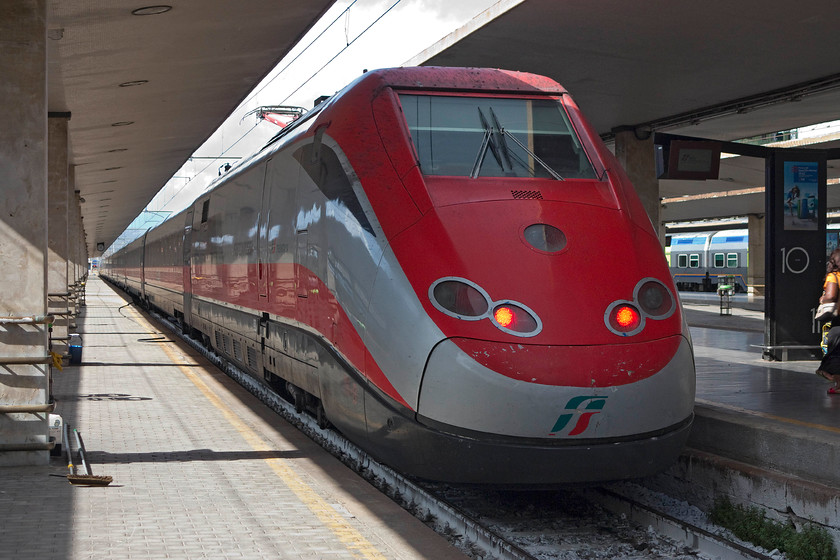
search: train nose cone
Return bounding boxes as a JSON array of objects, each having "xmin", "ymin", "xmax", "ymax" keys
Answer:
[{"xmin": 417, "ymin": 335, "xmax": 695, "ymax": 439}]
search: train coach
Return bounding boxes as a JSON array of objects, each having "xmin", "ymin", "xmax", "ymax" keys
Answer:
[
  {"xmin": 102, "ymin": 67, "xmax": 696, "ymax": 484},
  {"xmin": 669, "ymin": 229, "xmax": 749, "ymax": 292}
]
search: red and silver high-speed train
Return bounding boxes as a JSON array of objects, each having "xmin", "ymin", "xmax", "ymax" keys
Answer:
[{"xmin": 102, "ymin": 67, "xmax": 695, "ymax": 484}]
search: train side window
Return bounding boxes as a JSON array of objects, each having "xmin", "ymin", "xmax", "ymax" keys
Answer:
[
  {"xmin": 688, "ymin": 254, "xmax": 700, "ymax": 268},
  {"xmin": 293, "ymin": 143, "xmax": 374, "ymax": 235},
  {"xmin": 201, "ymin": 200, "xmax": 210, "ymax": 224},
  {"xmin": 677, "ymin": 254, "xmax": 688, "ymax": 267},
  {"xmin": 727, "ymin": 253, "xmax": 739, "ymax": 268},
  {"xmin": 713, "ymin": 253, "xmax": 725, "ymax": 268}
]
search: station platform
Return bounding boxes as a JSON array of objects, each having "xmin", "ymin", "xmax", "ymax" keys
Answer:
[
  {"xmin": 0, "ymin": 276, "xmax": 467, "ymax": 559},
  {"xmin": 680, "ymin": 293, "xmax": 840, "ymax": 491},
  {"xmin": 1, "ymin": 280, "xmax": 837, "ymax": 557}
]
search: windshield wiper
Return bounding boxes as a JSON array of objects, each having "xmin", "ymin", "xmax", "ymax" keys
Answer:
[
  {"xmin": 471, "ymin": 110, "xmax": 493, "ymax": 178},
  {"xmin": 490, "ymin": 108, "xmax": 565, "ymax": 181},
  {"xmin": 472, "ymin": 107, "xmax": 565, "ymax": 180},
  {"xmin": 472, "ymin": 108, "xmax": 508, "ymax": 178},
  {"xmin": 501, "ymin": 129, "xmax": 565, "ymax": 181},
  {"xmin": 489, "ymin": 108, "xmax": 514, "ymax": 172}
]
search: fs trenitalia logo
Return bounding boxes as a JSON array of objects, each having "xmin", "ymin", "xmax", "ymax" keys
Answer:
[{"xmin": 550, "ymin": 396, "xmax": 608, "ymax": 436}]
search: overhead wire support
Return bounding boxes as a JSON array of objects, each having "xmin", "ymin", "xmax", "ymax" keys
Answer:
[{"xmin": 241, "ymin": 105, "xmax": 306, "ymax": 128}]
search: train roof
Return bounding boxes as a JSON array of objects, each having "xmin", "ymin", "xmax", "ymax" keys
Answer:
[
  {"xmin": 358, "ymin": 67, "xmax": 569, "ymax": 95},
  {"xmin": 262, "ymin": 66, "xmax": 570, "ymax": 157}
]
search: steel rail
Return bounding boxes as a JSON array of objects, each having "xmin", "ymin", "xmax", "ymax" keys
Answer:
[{"xmin": 589, "ymin": 486, "xmax": 776, "ymax": 560}]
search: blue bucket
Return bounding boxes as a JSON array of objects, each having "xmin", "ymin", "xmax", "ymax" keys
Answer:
[{"xmin": 68, "ymin": 334, "xmax": 82, "ymax": 365}]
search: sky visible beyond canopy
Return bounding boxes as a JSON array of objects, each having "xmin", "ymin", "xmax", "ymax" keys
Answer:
[{"xmin": 141, "ymin": 0, "xmax": 502, "ymax": 217}]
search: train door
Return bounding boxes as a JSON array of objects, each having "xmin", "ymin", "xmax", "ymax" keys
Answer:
[
  {"xmin": 257, "ymin": 171, "xmax": 271, "ymax": 302},
  {"xmin": 140, "ymin": 228, "xmax": 149, "ymax": 302},
  {"xmin": 295, "ymin": 229, "xmax": 315, "ymax": 299},
  {"xmin": 294, "ymin": 127, "xmax": 327, "ymax": 306},
  {"xmin": 182, "ymin": 206, "xmax": 194, "ymax": 328}
]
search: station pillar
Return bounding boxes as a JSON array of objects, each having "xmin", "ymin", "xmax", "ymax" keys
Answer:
[
  {"xmin": 747, "ymin": 214, "xmax": 765, "ymax": 296},
  {"xmin": 71, "ymin": 179, "xmax": 87, "ymax": 322},
  {"xmin": 70, "ymin": 174, "xmax": 87, "ymax": 321},
  {"xmin": 48, "ymin": 114, "xmax": 71, "ymax": 356},
  {"xmin": 764, "ymin": 151, "xmax": 826, "ymax": 360},
  {"xmin": 0, "ymin": 0, "xmax": 52, "ymax": 465},
  {"xmin": 614, "ymin": 129, "xmax": 662, "ymax": 241}
]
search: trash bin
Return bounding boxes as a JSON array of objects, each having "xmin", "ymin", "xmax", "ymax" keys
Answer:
[
  {"xmin": 49, "ymin": 413, "xmax": 63, "ymax": 456},
  {"xmin": 68, "ymin": 333, "xmax": 83, "ymax": 365},
  {"xmin": 717, "ymin": 285, "xmax": 733, "ymax": 315}
]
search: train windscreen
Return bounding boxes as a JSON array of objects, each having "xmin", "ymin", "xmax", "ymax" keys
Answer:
[{"xmin": 398, "ymin": 94, "xmax": 596, "ymax": 180}]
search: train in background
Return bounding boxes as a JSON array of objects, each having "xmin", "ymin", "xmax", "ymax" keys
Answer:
[
  {"xmin": 668, "ymin": 225, "xmax": 840, "ymax": 293},
  {"xmin": 101, "ymin": 67, "xmax": 695, "ymax": 485},
  {"xmin": 668, "ymin": 229, "xmax": 749, "ymax": 292}
]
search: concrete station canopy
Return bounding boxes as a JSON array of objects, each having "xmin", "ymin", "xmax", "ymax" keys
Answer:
[
  {"xmin": 53, "ymin": 0, "xmax": 840, "ymax": 257},
  {"xmin": 407, "ymin": 0, "xmax": 840, "ymax": 224},
  {"xmin": 47, "ymin": 1, "xmax": 335, "ymax": 257}
]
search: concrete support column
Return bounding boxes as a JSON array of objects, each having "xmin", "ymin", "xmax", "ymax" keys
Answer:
[
  {"xmin": 69, "ymin": 169, "xmax": 84, "ymax": 320},
  {"xmin": 71, "ymin": 166, "xmax": 83, "ymax": 284},
  {"xmin": 48, "ymin": 114, "xmax": 70, "ymax": 356},
  {"xmin": 0, "ymin": 0, "xmax": 51, "ymax": 465},
  {"xmin": 75, "ymin": 187, "xmax": 87, "ymax": 314},
  {"xmin": 614, "ymin": 129, "xmax": 662, "ymax": 241},
  {"xmin": 747, "ymin": 213, "xmax": 766, "ymax": 296}
]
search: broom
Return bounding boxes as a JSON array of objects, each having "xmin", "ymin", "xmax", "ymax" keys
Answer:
[{"xmin": 65, "ymin": 423, "xmax": 112, "ymax": 486}]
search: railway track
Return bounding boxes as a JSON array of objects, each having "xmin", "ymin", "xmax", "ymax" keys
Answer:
[{"xmin": 156, "ymin": 311, "xmax": 775, "ymax": 560}]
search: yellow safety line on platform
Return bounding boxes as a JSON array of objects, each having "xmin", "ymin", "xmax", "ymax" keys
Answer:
[
  {"xmin": 696, "ymin": 398, "xmax": 840, "ymax": 434},
  {"xmin": 126, "ymin": 308, "xmax": 387, "ymax": 560}
]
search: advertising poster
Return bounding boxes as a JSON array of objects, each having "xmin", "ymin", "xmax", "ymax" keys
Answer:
[{"xmin": 783, "ymin": 161, "xmax": 818, "ymax": 230}]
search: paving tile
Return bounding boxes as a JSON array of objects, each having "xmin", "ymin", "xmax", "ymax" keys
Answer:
[{"xmin": 0, "ymin": 277, "xmax": 466, "ymax": 560}]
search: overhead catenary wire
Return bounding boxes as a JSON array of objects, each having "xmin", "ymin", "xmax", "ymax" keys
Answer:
[
  {"xmin": 238, "ymin": 0, "xmax": 360, "ymax": 110},
  {"xmin": 159, "ymin": 0, "xmax": 401, "ymax": 204},
  {"xmin": 277, "ymin": 0, "xmax": 403, "ymax": 107}
]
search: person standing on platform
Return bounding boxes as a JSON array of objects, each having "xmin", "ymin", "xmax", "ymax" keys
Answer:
[{"xmin": 816, "ymin": 248, "xmax": 840, "ymax": 394}]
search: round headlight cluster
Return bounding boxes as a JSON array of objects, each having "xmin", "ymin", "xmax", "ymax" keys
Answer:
[
  {"xmin": 604, "ymin": 278, "xmax": 675, "ymax": 336},
  {"xmin": 429, "ymin": 277, "xmax": 542, "ymax": 337}
]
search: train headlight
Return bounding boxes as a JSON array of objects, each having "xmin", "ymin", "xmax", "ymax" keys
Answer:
[
  {"xmin": 432, "ymin": 279, "xmax": 489, "ymax": 319},
  {"xmin": 429, "ymin": 277, "xmax": 542, "ymax": 337},
  {"xmin": 605, "ymin": 278, "xmax": 676, "ymax": 337},
  {"xmin": 636, "ymin": 279, "xmax": 675, "ymax": 318}
]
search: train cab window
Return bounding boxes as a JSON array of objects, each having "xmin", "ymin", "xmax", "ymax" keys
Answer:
[
  {"xmin": 727, "ymin": 253, "xmax": 739, "ymax": 268},
  {"xmin": 688, "ymin": 254, "xmax": 700, "ymax": 268},
  {"xmin": 200, "ymin": 200, "xmax": 210, "ymax": 224},
  {"xmin": 398, "ymin": 94, "xmax": 596, "ymax": 179},
  {"xmin": 677, "ymin": 254, "xmax": 688, "ymax": 268}
]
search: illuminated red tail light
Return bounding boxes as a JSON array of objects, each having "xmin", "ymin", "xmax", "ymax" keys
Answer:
[
  {"xmin": 492, "ymin": 303, "xmax": 539, "ymax": 334},
  {"xmin": 608, "ymin": 304, "xmax": 642, "ymax": 334},
  {"xmin": 604, "ymin": 278, "xmax": 676, "ymax": 337},
  {"xmin": 494, "ymin": 306, "xmax": 514, "ymax": 327}
]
